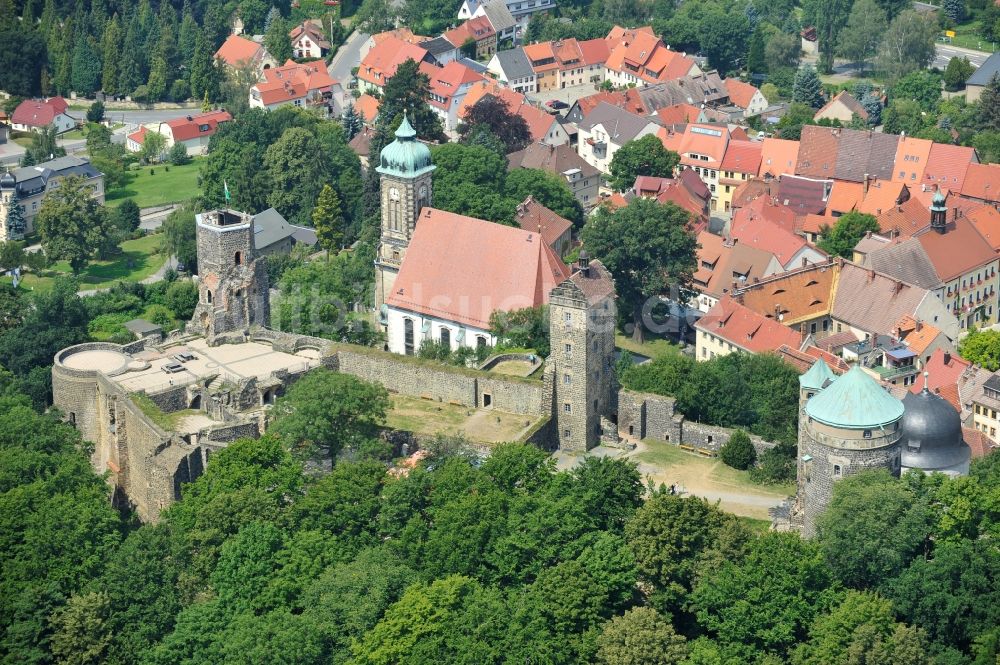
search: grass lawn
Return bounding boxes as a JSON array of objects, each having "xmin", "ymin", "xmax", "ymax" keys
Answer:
[
  {"xmin": 12, "ymin": 136, "xmax": 33, "ymax": 148},
  {"xmin": 105, "ymin": 159, "xmax": 203, "ymax": 208},
  {"xmin": 637, "ymin": 439, "xmax": 795, "ymax": 497},
  {"xmin": 615, "ymin": 332, "xmax": 682, "ymax": 360},
  {"xmin": 948, "ymin": 21, "xmax": 997, "ymax": 52},
  {"xmin": 385, "ymin": 394, "xmax": 538, "ymax": 443},
  {"xmin": 131, "ymin": 393, "xmax": 200, "ymax": 431},
  {"xmin": 0, "ymin": 234, "xmax": 166, "ymax": 292}
]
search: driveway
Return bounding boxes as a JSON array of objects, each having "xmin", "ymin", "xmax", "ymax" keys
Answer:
[{"xmin": 329, "ymin": 30, "xmax": 370, "ymax": 88}]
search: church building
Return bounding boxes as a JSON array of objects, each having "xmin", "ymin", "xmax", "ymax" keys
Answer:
[{"xmin": 375, "ymin": 115, "xmax": 570, "ymax": 355}]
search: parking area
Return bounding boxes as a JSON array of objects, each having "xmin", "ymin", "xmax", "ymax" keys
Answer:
[{"xmin": 527, "ymin": 83, "xmax": 601, "ymax": 114}]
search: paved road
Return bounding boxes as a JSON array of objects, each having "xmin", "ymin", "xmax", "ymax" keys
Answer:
[
  {"xmin": 139, "ymin": 204, "xmax": 180, "ymax": 231},
  {"xmin": 329, "ymin": 29, "xmax": 370, "ymax": 88},
  {"xmin": 933, "ymin": 43, "xmax": 993, "ymax": 69}
]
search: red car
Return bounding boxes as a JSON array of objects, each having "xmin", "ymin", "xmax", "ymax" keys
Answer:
[{"xmin": 546, "ymin": 100, "xmax": 569, "ymax": 109}]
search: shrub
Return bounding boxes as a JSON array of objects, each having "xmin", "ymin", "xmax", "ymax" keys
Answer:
[
  {"xmin": 720, "ymin": 430, "xmax": 756, "ymax": 470},
  {"xmin": 168, "ymin": 142, "xmax": 190, "ymax": 166},
  {"xmin": 165, "ymin": 280, "xmax": 198, "ymax": 320},
  {"xmin": 144, "ymin": 304, "xmax": 174, "ymax": 328},
  {"xmin": 749, "ymin": 443, "xmax": 796, "ymax": 484}
]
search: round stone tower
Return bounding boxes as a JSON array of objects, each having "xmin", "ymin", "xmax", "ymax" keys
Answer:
[
  {"xmin": 798, "ymin": 364, "xmax": 905, "ymax": 537},
  {"xmin": 900, "ymin": 380, "xmax": 971, "ymax": 476}
]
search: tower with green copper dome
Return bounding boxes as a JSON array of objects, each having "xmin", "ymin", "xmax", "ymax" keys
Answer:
[
  {"xmin": 374, "ymin": 114, "xmax": 436, "ymax": 321},
  {"xmin": 795, "ymin": 363, "xmax": 905, "ymax": 536}
]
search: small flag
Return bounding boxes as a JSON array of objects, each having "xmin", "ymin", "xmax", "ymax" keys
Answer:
[{"xmin": 224, "ymin": 180, "xmax": 231, "ymax": 203}]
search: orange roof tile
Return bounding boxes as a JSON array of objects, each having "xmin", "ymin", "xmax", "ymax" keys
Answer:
[
  {"xmin": 892, "ymin": 136, "xmax": 933, "ymax": 184},
  {"xmin": 127, "ymin": 126, "xmax": 148, "ymax": 145},
  {"xmin": 655, "ymin": 103, "xmax": 702, "ymax": 125},
  {"xmin": 459, "ymin": 81, "xmax": 554, "ymax": 142},
  {"xmin": 358, "ymin": 37, "xmax": 428, "ymax": 87},
  {"xmin": 857, "ymin": 180, "xmax": 909, "ymax": 216},
  {"xmin": 513, "ymin": 196, "xmax": 572, "ymax": 251},
  {"xmin": 894, "ymin": 314, "xmax": 942, "ymax": 356},
  {"xmin": 354, "ymin": 93, "xmax": 380, "ymax": 124},
  {"xmin": 163, "ymin": 110, "xmax": 232, "ymax": 141},
  {"xmin": 697, "ymin": 298, "xmax": 802, "ymax": 353},
  {"xmin": 961, "ymin": 163, "xmax": 1000, "ymax": 203},
  {"xmin": 578, "ymin": 38, "xmax": 610, "ymax": 65},
  {"xmin": 914, "ymin": 348, "xmax": 970, "ymax": 397},
  {"xmin": 758, "ymin": 138, "xmax": 800, "ymax": 178},
  {"xmin": 724, "ymin": 79, "xmax": 760, "ymax": 109},
  {"xmin": 254, "ymin": 60, "xmax": 335, "ymax": 105},
  {"xmin": 923, "ymin": 143, "xmax": 976, "ymax": 194},
  {"xmin": 419, "ymin": 61, "xmax": 484, "ymax": 109},
  {"xmin": 720, "ymin": 139, "xmax": 762, "ymax": 174},
  {"xmin": 876, "ymin": 196, "xmax": 933, "ymax": 239},
  {"xmin": 371, "ymin": 28, "xmax": 428, "ymax": 45},
  {"xmin": 962, "ymin": 427, "xmax": 998, "ymax": 459},
  {"xmin": 694, "ymin": 232, "xmax": 780, "ymax": 299},
  {"xmin": 443, "ymin": 16, "xmax": 495, "ymax": 47},
  {"xmin": 215, "ymin": 34, "xmax": 264, "ymax": 67},
  {"xmin": 967, "ymin": 204, "xmax": 1000, "ymax": 250},
  {"xmin": 915, "ymin": 217, "xmax": 998, "ymax": 282},
  {"xmin": 387, "ymin": 207, "xmax": 570, "ymax": 328},
  {"xmin": 827, "ymin": 180, "xmax": 864, "ymax": 215},
  {"xmin": 734, "ymin": 262, "xmax": 837, "ymax": 324}
]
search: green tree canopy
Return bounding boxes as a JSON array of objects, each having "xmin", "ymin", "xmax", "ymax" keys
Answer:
[
  {"xmin": 817, "ymin": 211, "xmax": 880, "ymax": 258},
  {"xmin": 596, "ymin": 606, "xmax": 689, "ymax": 665},
  {"xmin": 720, "ymin": 429, "xmax": 756, "ymax": 470},
  {"xmin": 793, "ymin": 64, "xmax": 824, "ymax": 108},
  {"xmin": 582, "ymin": 197, "xmax": 696, "ymax": 342},
  {"xmin": 36, "ymin": 174, "xmax": 117, "ymax": 273},
  {"xmin": 270, "ymin": 368, "xmax": 390, "ymax": 461},
  {"xmin": 958, "ymin": 328, "xmax": 1000, "ymax": 370},
  {"xmin": 876, "ymin": 10, "xmax": 937, "ymax": 84},
  {"xmin": 458, "ymin": 94, "xmax": 532, "ymax": 154},
  {"xmin": 837, "ymin": 0, "xmax": 887, "ymax": 72},
  {"xmin": 608, "ymin": 134, "xmax": 681, "ymax": 192},
  {"xmin": 312, "ymin": 183, "xmax": 345, "ymax": 254}
]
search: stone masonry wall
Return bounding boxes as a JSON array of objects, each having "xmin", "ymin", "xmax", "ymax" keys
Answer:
[
  {"xmin": 617, "ymin": 389, "xmax": 778, "ymax": 455},
  {"xmin": 145, "ymin": 384, "xmax": 191, "ymax": 413}
]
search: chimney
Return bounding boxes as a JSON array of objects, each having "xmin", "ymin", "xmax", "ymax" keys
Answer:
[
  {"xmin": 863, "ymin": 173, "xmax": 870, "ymax": 194},
  {"xmin": 894, "ymin": 280, "xmax": 904, "ymax": 295},
  {"xmin": 868, "ymin": 268, "xmax": 876, "ymax": 282},
  {"xmin": 944, "ymin": 351, "xmax": 951, "ymax": 365},
  {"xmin": 802, "ymin": 256, "xmax": 808, "ymax": 267},
  {"xmin": 915, "ymin": 319, "xmax": 923, "ymax": 332},
  {"xmin": 577, "ymin": 249, "xmax": 590, "ymax": 276}
]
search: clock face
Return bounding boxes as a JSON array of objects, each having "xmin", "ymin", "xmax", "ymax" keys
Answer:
[
  {"xmin": 419, "ymin": 185, "xmax": 428, "ymax": 198},
  {"xmin": 389, "ymin": 187, "xmax": 400, "ymax": 201}
]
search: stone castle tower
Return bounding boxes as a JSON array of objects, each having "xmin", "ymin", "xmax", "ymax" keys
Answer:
[
  {"xmin": 189, "ymin": 209, "xmax": 270, "ymax": 343},
  {"xmin": 374, "ymin": 114, "xmax": 435, "ymax": 326},
  {"xmin": 795, "ymin": 362, "xmax": 904, "ymax": 536},
  {"xmin": 549, "ymin": 253, "xmax": 617, "ymax": 452}
]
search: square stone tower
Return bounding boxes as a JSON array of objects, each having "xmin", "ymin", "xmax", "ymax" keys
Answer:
[
  {"xmin": 374, "ymin": 115, "xmax": 435, "ymax": 326},
  {"xmin": 549, "ymin": 254, "xmax": 617, "ymax": 452},
  {"xmin": 189, "ymin": 209, "xmax": 270, "ymax": 342}
]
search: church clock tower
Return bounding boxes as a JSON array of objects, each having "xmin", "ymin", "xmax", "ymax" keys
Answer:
[{"xmin": 375, "ymin": 114, "xmax": 435, "ymax": 326}]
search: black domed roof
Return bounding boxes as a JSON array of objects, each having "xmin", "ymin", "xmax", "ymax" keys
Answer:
[
  {"xmin": 900, "ymin": 388, "xmax": 970, "ymax": 471},
  {"xmin": 0, "ymin": 170, "xmax": 15, "ymax": 189}
]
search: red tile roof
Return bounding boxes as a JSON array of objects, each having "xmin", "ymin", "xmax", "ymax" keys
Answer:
[
  {"xmin": 923, "ymin": 143, "xmax": 976, "ymax": 194},
  {"xmin": 578, "ymin": 38, "xmax": 610, "ymax": 65},
  {"xmin": 894, "ymin": 314, "xmax": 942, "ymax": 356},
  {"xmin": 758, "ymin": 138, "xmax": 800, "ymax": 178},
  {"xmin": 162, "ymin": 110, "xmax": 232, "ymax": 142},
  {"xmin": 697, "ymin": 297, "xmax": 802, "ymax": 353},
  {"xmin": 354, "ymin": 94, "xmax": 380, "ymax": 124},
  {"xmin": 459, "ymin": 81, "xmax": 554, "ymax": 142},
  {"xmin": 915, "ymin": 217, "xmax": 997, "ymax": 282},
  {"xmin": 735, "ymin": 261, "xmax": 838, "ymax": 325},
  {"xmin": 858, "ymin": 180, "xmax": 909, "ymax": 216},
  {"xmin": 254, "ymin": 59, "xmax": 335, "ymax": 105},
  {"xmin": 876, "ymin": 196, "xmax": 933, "ymax": 239},
  {"xmin": 961, "ymin": 163, "xmax": 1000, "ymax": 203},
  {"xmin": 827, "ymin": 181, "xmax": 864, "ymax": 215},
  {"xmin": 289, "ymin": 20, "xmax": 331, "ymax": 49},
  {"xmin": 815, "ymin": 90, "xmax": 868, "ymax": 120},
  {"xmin": 443, "ymin": 16, "xmax": 495, "ymax": 47},
  {"xmin": 724, "ymin": 79, "xmax": 760, "ymax": 109},
  {"xmin": 915, "ymin": 348, "xmax": 971, "ymax": 397},
  {"xmin": 655, "ymin": 103, "xmax": 702, "ymax": 125},
  {"xmin": 605, "ymin": 26, "xmax": 697, "ymax": 84},
  {"xmin": 720, "ymin": 139, "xmax": 762, "ymax": 174},
  {"xmin": 962, "ymin": 427, "xmax": 998, "ymax": 459},
  {"xmin": 387, "ymin": 207, "xmax": 570, "ymax": 328},
  {"xmin": 126, "ymin": 126, "xmax": 148, "ymax": 145},
  {"xmin": 11, "ymin": 96, "xmax": 69, "ymax": 127},
  {"xmin": 777, "ymin": 344, "xmax": 849, "ymax": 374},
  {"xmin": 513, "ymin": 196, "xmax": 573, "ymax": 251},
  {"xmin": 967, "ymin": 204, "xmax": 1000, "ymax": 250},
  {"xmin": 358, "ymin": 37, "xmax": 428, "ymax": 87},
  {"xmin": 215, "ymin": 34, "xmax": 264, "ymax": 67},
  {"xmin": 892, "ymin": 136, "xmax": 933, "ymax": 184},
  {"xmin": 418, "ymin": 61, "xmax": 484, "ymax": 109}
]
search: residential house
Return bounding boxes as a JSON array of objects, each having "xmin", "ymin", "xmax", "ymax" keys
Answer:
[
  {"xmin": 458, "ymin": 0, "xmax": 553, "ymax": 35},
  {"xmin": 290, "ymin": 20, "xmax": 331, "ymax": 59},
  {"xmin": 443, "ymin": 16, "xmax": 498, "ymax": 60},
  {"xmin": 655, "ymin": 103, "xmax": 711, "ymax": 125},
  {"xmin": 966, "ymin": 51, "xmax": 1000, "ymax": 102},
  {"xmin": 691, "ymin": 232, "xmax": 783, "ymax": 312},
  {"xmin": 512, "ymin": 196, "xmax": 573, "ymax": 257},
  {"xmin": 10, "ymin": 97, "xmax": 75, "ymax": 134},
  {"xmin": 524, "ymin": 41, "xmax": 561, "ymax": 91},
  {"xmin": 565, "ymin": 70, "xmax": 728, "ymax": 122},
  {"xmin": 960, "ymin": 163, "xmax": 1000, "ymax": 204},
  {"xmin": 420, "ymin": 37, "xmax": 462, "ymax": 66},
  {"xmin": 971, "ymin": 371, "xmax": 1000, "ymax": 443},
  {"xmin": 349, "ymin": 127, "xmax": 375, "ymax": 168},
  {"xmin": 813, "ymin": 91, "xmax": 869, "ymax": 124},
  {"xmin": 894, "ymin": 314, "xmax": 953, "ymax": 369},
  {"xmin": 125, "ymin": 126, "xmax": 149, "ymax": 153},
  {"xmin": 915, "ymin": 348, "xmax": 993, "ymax": 429},
  {"xmin": 460, "ymin": 81, "xmax": 569, "ymax": 145},
  {"xmin": 730, "ymin": 200, "xmax": 828, "ymax": 270},
  {"xmin": 576, "ymin": 102, "xmax": 661, "ymax": 174},
  {"xmin": 659, "ymin": 123, "xmax": 732, "ymax": 210},
  {"xmin": 357, "ymin": 37, "xmax": 430, "ymax": 94},
  {"xmin": 731, "ymin": 261, "xmax": 839, "ymax": 339},
  {"xmin": 695, "ymin": 297, "xmax": 802, "ymax": 360},
  {"xmin": 215, "ymin": 34, "xmax": 275, "ymax": 72},
  {"xmin": 862, "ymin": 195, "xmax": 1000, "ymax": 330},
  {"xmin": 724, "ymin": 79, "xmax": 768, "ymax": 117},
  {"xmin": 354, "ymin": 94, "xmax": 380, "ymax": 126},
  {"xmin": 632, "ymin": 171, "xmax": 711, "ymax": 226},
  {"xmin": 717, "ymin": 139, "xmax": 762, "ymax": 212},
  {"xmin": 892, "ymin": 135, "xmax": 934, "ymax": 186},
  {"xmin": 253, "ymin": 207, "xmax": 318, "ymax": 256},
  {"xmin": 156, "ymin": 110, "xmax": 233, "ymax": 156},
  {"xmin": 487, "ymin": 48, "xmax": 537, "ymax": 93},
  {"xmin": 524, "ymin": 38, "xmax": 608, "ymax": 90},
  {"xmin": 0, "ymin": 156, "xmax": 104, "ymax": 242},
  {"xmin": 919, "ymin": 142, "xmax": 977, "ymax": 197},
  {"xmin": 249, "ymin": 60, "xmax": 340, "ymax": 115},
  {"xmin": 471, "ymin": 0, "xmax": 518, "ymax": 45},
  {"xmin": 419, "ymin": 61, "xmax": 486, "ymax": 133},
  {"xmin": 603, "ymin": 26, "xmax": 700, "ymax": 87},
  {"xmin": 758, "ymin": 137, "xmax": 800, "ymax": 179},
  {"xmin": 386, "ymin": 207, "xmax": 569, "ymax": 355},
  {"xmin": 796, "ymin": 125, "xmax": 899, "ymax": 183},
  {"xmin": 360, "ymin": 28, "xmax": 428, "ymax": 61},
  {"xmin": 507, "ymin": 142, "xmax": 601, "ymax": 208}
]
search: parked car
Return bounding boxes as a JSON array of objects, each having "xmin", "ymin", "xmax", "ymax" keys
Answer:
[{"xmin": 546, "ymin": 100, "xmax": 568, "ymax": 109}]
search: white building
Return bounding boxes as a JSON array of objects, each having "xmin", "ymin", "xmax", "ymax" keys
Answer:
[{"xmin": 576, "ymin": 102, "xmax": 661, "ymax": 174}]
